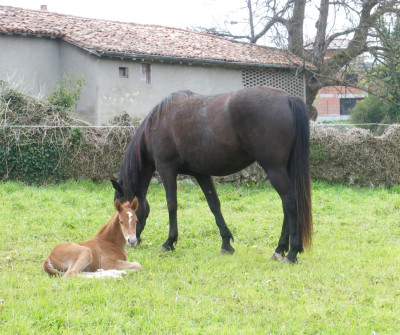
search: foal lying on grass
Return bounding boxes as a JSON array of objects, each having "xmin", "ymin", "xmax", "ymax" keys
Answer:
[{"xmin": 43, "ymin": 197, "xmax": 142, "ymax": 278}]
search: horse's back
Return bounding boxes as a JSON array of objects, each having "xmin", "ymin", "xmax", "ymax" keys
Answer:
[
  {"xmin": 228, "ymin": 86, "xmax": 296, "ymax": 165},
  {"xmin": 148, "ymin": 86, "xmax": 297, "ymax": 176}
]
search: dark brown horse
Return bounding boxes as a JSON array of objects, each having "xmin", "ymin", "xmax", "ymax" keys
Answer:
[{"xmin": 112, "ymin": 86, "xmax": 312, "ymax": 263}]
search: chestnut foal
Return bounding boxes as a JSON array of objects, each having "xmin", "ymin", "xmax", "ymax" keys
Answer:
[{"xmin": 43, "ymin": 197, "xmax": 142, "ymax": 278}]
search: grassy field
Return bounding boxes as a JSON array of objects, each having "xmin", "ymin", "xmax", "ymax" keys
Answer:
[{"xmin": 0, "ymin": 180, "xmax": 399, "ymax": 334}]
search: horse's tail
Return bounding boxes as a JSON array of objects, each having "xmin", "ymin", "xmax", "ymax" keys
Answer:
[
  {"xmin": 288, "ymin": 96, "xmax": 313, "ymax": 251},
  {"xmin": 43, "ymin": 257, "xmax": 59, "ymax": 276}
]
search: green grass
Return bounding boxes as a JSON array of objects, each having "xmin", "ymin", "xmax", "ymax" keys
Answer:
[{"xmin": 0, "ymin": 180, "xmax": 399, "ymax": 334}]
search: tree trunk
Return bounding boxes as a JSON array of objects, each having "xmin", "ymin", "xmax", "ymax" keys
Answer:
[
  {"xmin": 287, "ymin": 0, "xmax": 306, "ymax": 57},
  {"xmin": 304, "ymin": 71, "xmax": 320, "ymax": 121}
]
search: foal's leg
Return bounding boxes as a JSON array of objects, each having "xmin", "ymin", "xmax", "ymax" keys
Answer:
[
  {"xmin": 114, "ymin": 259, "xmax": 142, "ymax": 272},
  {"xmin": 157, "ymin": 163, "xmax": 179, "ymax": 251},
  {"xmin": 194, "ymin": 174, "xmax": 234, "ymax": 254},
  {"xmin": 63, "ymin": 246, "xmax": 93, "ymax": 277},
  {"xmin": 79, "ymin": 270, "xmax": 127, "ymax": 279},
  {"xmin": 267, "ymin": 167, "xmax": 301, "ymax": 263}
]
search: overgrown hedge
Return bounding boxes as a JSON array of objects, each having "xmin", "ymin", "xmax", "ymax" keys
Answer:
[
  {"xmin": 1, "ymin": 85, "xmax": 399, "ymax": 187},
  {"xmin": 216, "ymin": 123, "xmax": 400, "ymax": 187},
  {"xmin": 0, "ymin": 81, "xmax": 140, "ymax": 184},
  {"xmin": 2, "ymin": 123, "xmax": 399, "ymax": 187}
]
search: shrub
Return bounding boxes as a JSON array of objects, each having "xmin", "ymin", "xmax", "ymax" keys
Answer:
[
  {"xmin": 46, "ymin": 74, "xmax": 85, "ymax": 110},
  {"xmin": 351, "ymin": 95, "xmax": 387, "ymax": 124},
  {"xmin": 0, "ymin": 77, "xmax": 86, "ymax": 184}
]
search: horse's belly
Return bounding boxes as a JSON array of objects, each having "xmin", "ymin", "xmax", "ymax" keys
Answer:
[{"xmin": 182, "ymin": 149, "xmax": 254, "ymax": 176}]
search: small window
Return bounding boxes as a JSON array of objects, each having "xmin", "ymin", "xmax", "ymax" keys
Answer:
[
  {"xmin": 346, "ymin": 73, "xmax": 358, "ymax": 84},
  {"xmin": 141, "ymin": 64, "xmax": 151, "ymax": 84},
  {"xmin": 340, "ymin": 98, "xmax": 362, "ymax": 115},
  {"xmin": 119, "ymin": 67, "xmax": 128, "ymax": 78}
]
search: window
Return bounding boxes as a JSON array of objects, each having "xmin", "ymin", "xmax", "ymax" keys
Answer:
[
  {"xmin": 346, "ymin": 73, "xmax": 358, "ymax": 84},
  {"xmin": 119, "ymin": 67, "xmax": 128, "ymax": 78},
  {"xmin": 340, "ymin": 98, "xmax": 362, "ymax": 115},
  {"xmin": 141, "ymin": 64, "xmax": 151, "ymax": 84}
]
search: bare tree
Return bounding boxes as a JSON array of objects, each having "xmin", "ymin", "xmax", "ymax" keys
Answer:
[{"xmin": 196, "ymin": 0, "xmax": 400, "ymax": 119}]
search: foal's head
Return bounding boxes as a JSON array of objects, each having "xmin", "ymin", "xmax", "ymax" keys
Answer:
[{"xmin": 115, "ymin": 197, "xmax": 139, "ymax": 248}]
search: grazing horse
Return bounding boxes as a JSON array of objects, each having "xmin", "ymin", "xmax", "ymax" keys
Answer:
[
  {"xmin": 43, "ymin": 197, "xmax": 142, "ymax": 278},
  {"xmin": 113, "ymin": 86, "xmax": 312, "ymax": 263}
]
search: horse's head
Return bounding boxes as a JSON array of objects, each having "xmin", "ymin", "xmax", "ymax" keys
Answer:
[
  {"xmin": 114, "ymin": 197, "xmax": 139, "ymax": 248},
  {"xmin": 111, "ymin": 179, "xmax": 149, "ymax": 245}
]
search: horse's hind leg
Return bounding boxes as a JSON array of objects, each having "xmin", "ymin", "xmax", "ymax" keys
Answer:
[
  {"xmin": 194, "ymin": 175, "xmax": 234, "ymax": 254},
  {"xmin": 266, "ymin": 167, "xmax": 302, "ymax": 263},
  {"xmin": 64, "ymin": 246, "xmax": 93, "ymax": 277},
  {"xmin": 271, "ymin": 213, "xmax": 289, "ymax": 261}
]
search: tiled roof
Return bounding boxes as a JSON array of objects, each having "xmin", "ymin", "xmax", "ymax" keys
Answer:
[{"xmin": 0, "ymin": 5, "xmax": 308, "ymax": 68}]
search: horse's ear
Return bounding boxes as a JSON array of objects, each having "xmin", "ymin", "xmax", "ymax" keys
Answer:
[
  {"xmin": 111, "ymin": 179, "xmax": 124, "ymax": 197},
  {"xmin": 130, "ymin": 197, "xmax": 139, "ymax": 212},
  {"xmin": 114, "ymin": 199, "xmax": 123, "ymax": 212}
]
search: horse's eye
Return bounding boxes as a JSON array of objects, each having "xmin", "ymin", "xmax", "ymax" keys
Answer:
[{"xmin": 120, "ymin": 221, "xmax": 123, "ymax": 225}]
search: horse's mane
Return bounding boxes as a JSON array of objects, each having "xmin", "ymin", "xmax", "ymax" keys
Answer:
[{"xmin": 119, "ymin": 90, "xmax": 193, "ymax": 199}]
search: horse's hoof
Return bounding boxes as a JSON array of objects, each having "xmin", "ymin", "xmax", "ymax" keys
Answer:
[
  {"xmin": 219, "ymin": 249, "xmax": 234, "ymax": 255},
  {"xmin": 161, "ymin": 245, "xmax": 174, "ymax": 252},
  {"xmin": 270, "ymin": 252, "xmax": 284, "ymax": 262},
  {"xmin": 281, "ymin": 257, "xmax": 297, "ymax": 265}
]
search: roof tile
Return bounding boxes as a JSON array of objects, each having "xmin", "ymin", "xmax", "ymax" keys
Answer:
[{"xmin": 0, "ymin": 5, "xmax": 308, "ymax": 67}]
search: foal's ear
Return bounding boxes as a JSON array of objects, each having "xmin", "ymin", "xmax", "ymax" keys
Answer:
[
  {"xmin": 111, "ymin": 179, "xmax": 124, "ymax": 197},
  {"xmin": 130, "ymin": 197, "xmax": 139, "ymax": 212},
  {"xmin": 114, "ymin": 199, "xmax": 123, "ymax": 213}
]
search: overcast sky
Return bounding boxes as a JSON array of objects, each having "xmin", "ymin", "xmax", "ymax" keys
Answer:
[
  {"xmin": 3, "ymin": 0, "xmax": 247, "ymax": 29},
  {"xmin": 4, "ymin": 1, "xmax": 342, "ymax": 47}
]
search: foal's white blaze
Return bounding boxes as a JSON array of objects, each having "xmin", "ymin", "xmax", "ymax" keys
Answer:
[
  {"xmin": 123, "ymin": 210, "xmax": 137, "ymax": 247},
  {"xmin": 127, "ymin": 211, "xmax": 133, "ymax": 227}
]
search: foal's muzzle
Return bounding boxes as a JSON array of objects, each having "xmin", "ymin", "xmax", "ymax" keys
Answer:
[{"xmin": 127, "ymin": 236, "xmax": 138, "ymax": 248}]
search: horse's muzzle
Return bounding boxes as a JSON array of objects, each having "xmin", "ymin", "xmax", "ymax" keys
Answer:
[{"xmin": 127, "ymin": 236, "xmax": 138, "ymax": 248}]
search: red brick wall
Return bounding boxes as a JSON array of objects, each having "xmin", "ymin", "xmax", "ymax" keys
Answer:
[{"xmin": 316, "ymin": 86, "xmax": 365, "ymax": 117}]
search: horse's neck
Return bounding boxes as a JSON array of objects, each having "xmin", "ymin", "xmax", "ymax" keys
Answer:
[
  {"xmin": 121, "ymin": 126, "xmax": 153, "ymax": 200},
  {"xmin": 95, "ymin": 214, "xmax": 125, "ymax": 247}
]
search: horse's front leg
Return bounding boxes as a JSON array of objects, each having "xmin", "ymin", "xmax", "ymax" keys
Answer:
[
  {"xmin": 135, "ymin": 163, "xmax": 155, "ymax": 244},
  {"xmin": 157, "ymin": 164, "xmax": 179, "ymax": 251},
  {"xmin": 114, "ymin": 259, "xmax": 142, "ymax": 272},
  {"xmin": 194, "ymin": 174, "xmax": 234, "ymax": 254}
]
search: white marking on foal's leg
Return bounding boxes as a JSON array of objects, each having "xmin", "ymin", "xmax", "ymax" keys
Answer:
[
  {"xmin": 79, "ymin": 270, "xmax": 127, "ymax": 279},
  {"xmin": 48, "ymin": 259, "xmax": 57, "ymax": 271}
]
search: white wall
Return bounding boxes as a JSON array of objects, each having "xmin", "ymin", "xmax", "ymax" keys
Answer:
[
  {"xmin": 95, "ymin": 59, "xmax": 245, "ymax": 124},
  {"xmin": 58, "ymin": 42, "xmax": 100, "ymax": 124},
  {"xmin": 0, "ymin": 35, "xmax": 60, "ymax": 96}
]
